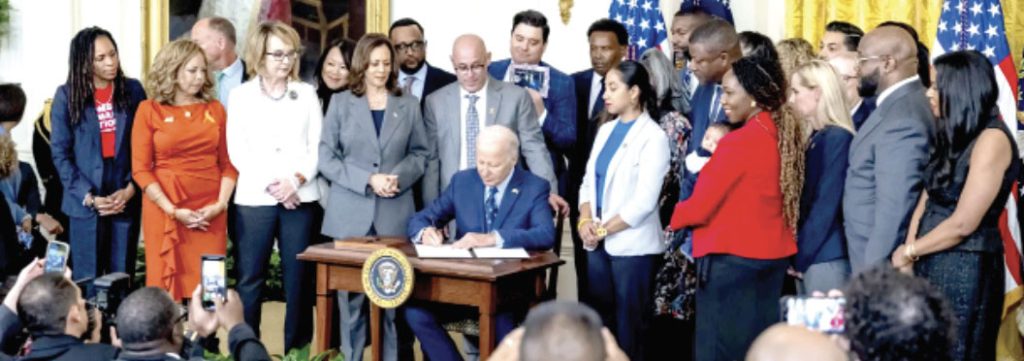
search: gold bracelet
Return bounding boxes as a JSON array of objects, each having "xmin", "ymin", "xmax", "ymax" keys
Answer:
[
  {"xmin": 595, "ymin": 226, "xmax": 608, "ymax": 238},
  {"xmin": 577, "ymin": 218, "xmax": 592, "ymax": 231}
]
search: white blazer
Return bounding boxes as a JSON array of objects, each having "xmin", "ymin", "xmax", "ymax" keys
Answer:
[
  {"xmin": 578, "ymin": 112, "xmax": 670, "ymax": 256},
  {"xmin": 226, "ymin": 77, "xmax": 323, "ymax": 206}
]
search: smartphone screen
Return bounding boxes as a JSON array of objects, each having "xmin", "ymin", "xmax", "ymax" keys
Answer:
[
  {"xmin": 780, "ymin": 296, "xmax": 846, "ymax": 334},
  {"xmin": 44, "ymin": 241, "xmax": 70, "ymax": 273},
  {"xmin": 200, "ymin": 255, "xmax": 226, "ymax": 310}
]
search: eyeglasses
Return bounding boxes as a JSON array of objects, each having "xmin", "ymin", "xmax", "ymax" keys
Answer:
[
  {"xmin": 265, "ymin": 50, "xmax": 299, "ymax": 62},
  {"xmin": 454, "ymin": 64, "xmax": 486, "ymax": 74},
  {"xmin": 857, "ymin": 55, "xmax": 886, "ymax": 65},
  {"xmin": 394, "ymin": 41, "xmax": 425, "ymax": 53}
]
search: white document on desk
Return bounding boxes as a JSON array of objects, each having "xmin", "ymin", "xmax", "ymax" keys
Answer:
[
  {"xmin": 472, "ymin": 247, "xmax": 530, "ymax": 259},
  {"xmin": 414, "ymin": 244, "xmax": 474, "ymax": 258}
]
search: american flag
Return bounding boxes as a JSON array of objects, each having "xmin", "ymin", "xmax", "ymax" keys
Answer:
[
  {"xmin": 933, "ymin": 0, "xmax": 1023, "ymax": 348},
  {"xmin": 609, "ymin": 0, "xmax": 669, "ymax": 60}
]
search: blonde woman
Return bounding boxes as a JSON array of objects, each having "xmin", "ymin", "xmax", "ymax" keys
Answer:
[
  {"xmin": 787, "ymin": 59, "xmax": 854, "ymax": 294},
  {"xmin": 132, "ymin": 39, "xmax": 237, "ymax": 301},
  {"xmin": 226, "ymin": 21, "xmax": 322, "ymax": 351}
]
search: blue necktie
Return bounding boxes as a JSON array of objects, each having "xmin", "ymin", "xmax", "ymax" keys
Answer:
[
  {"xmin": 680, "ymin": 68, "xmax": 693, "ymax": 101},
  {"xmin": 485, "ymin": 186, "xmax": 498, "ymax": 232},
  {"xmin": 466, "ymin": 94, "xmax": 480, "ymax": 165}
]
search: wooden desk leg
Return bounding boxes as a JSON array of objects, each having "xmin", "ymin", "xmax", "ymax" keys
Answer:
[
  {"xmin": 314, "ymin": 263, "xmax": 334, "ymax": 354},
  {"xmin": 370, "ymin": 303, "xmax": 383, "ymax": 361},
  {"xmin": 478, "ymin": 285, "xmax": 498, "ymax": 360}
]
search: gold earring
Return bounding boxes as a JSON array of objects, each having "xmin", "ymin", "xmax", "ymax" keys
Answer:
[{"xmin": 750, "ymin": 101, "xmax": 757, "ymax": 108}]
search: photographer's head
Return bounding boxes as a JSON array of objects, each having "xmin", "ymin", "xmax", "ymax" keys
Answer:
[
  {"xmin": 520, "ymin": 301, "xmax": 606, "ymax": 361},
  {"xmin": 115, "ymin": 287, "xmax": 183, "ymax": 354},
  {"xmin": 17, "ymin": 273, "xmax": 89, "ymax": 338},
  {"xmin": 844, "ymin": 266, "xmax": 955, "ymax": 361}
]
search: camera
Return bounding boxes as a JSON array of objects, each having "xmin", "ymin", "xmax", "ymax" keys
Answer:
[{"xmin": 82, "ymin": 272, "xmax": 130, "ymax": 343}]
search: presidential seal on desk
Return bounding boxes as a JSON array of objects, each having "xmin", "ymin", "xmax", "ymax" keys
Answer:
[{"xmin": 362, "ymin": 248, "xmax": 414, "ymax": 308}]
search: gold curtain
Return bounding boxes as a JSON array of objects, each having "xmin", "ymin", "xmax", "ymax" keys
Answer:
[{"xmin": 785, "ymin": 0, "xmax": 1024, "ymax": 71}]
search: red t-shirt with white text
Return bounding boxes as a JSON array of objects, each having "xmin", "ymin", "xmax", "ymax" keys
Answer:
[{"xmin": 94, "ymin": 84, "xmax": 116, "ymax": 158}]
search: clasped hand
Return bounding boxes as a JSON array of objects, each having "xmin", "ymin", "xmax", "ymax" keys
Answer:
[
  {"xmin": 370, "ymin": 174, "xmax": 399, "ymax": 198},
  {"xmin": 95, "ymin": 184, "xmax": 135, "ymax": 216},
  {"xmin": 268, "ymin": 178, "xmax": 301, "ymax": 209},
  {"xmin": 579, "ymin": 219, "xmax": 605, "ymax": 249}
]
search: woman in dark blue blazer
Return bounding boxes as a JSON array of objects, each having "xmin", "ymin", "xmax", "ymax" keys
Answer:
[
  {"xmin": 787, "ymin": 60, "xmax": 854, "ymax": 294},
  {"xmin": 50, "ymin": 27, "xmax": 146, "ymax": 295}
]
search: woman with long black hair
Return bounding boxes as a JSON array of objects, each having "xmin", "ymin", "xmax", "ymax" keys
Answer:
[
  {"xmin": 669, "ymin": 55, "xmax": 804, "ymax": 360},
  {"xmin": 891, "ymin": 50, "xmax": 1019, "ymax": 360},
  {"xmin": 50, "ymin": 26, "xmax": 146, "ymax": 294},
  {"xmin": 577, "ymin": 60, "xmax": 670, "ymax": 360}
]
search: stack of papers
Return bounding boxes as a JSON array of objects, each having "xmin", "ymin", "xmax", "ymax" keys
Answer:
[{"xmin": 414, "ymin": 245, "xmax": 530, "ymax": 259}]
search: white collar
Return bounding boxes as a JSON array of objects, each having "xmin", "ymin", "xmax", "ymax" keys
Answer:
[
  {"xmin": 400, "ymin": 63, "xmax": 429, "ymax": 81},
  {"xmin": 490, "ymin": 168, "xmax": 515, "ymax": 193},
  {"xmin": 221, "ymin": 56, "xmax": 243, "ymax": 77},
  {"xmin": 876, "ymin": 75, "xmax": 919, "ymax": 107}
]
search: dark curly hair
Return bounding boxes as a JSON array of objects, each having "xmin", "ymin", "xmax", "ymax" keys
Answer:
[
  {"xmin": 730, "ymin": 55, "xmax": 804, "ymax": 232},
  {"xmin": 844, "ymin": 266, "xmax": 956, "ymax": 361},
  {"xmin": 926, "ymin": 50, "xmax": 1000, "ymax": 192}
]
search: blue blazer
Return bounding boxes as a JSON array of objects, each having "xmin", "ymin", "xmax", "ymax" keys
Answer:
[
  {"xmin": 488, "ymin": 59, "xmax": 576, "ymax": 185},
  {"xmin": 407, "ymin": 168, "xmax": 555, "ymax": 250},
  {"xmin": 50, "ymin": 79, "xmax": 146, "ymax": 218},
  {"xmin": 851, "ymin": 96, "xmax": 876, "ymax": 131},
  {"xmin": 685, "ymin": 83, "xmax": 729, "ymax": 155},
  {"xmin": 796, "ymin": 125, "xmax": 853, "ymax": 272}
]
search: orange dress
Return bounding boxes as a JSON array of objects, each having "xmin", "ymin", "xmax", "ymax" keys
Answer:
[{"xmin": 132, "ymin": 100, "xmax": 237, "ymax": 300}]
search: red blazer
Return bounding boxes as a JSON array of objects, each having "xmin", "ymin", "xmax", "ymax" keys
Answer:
[{"xmin": 670, "ymin": 111, "xmax": 797, "ymax": 259}]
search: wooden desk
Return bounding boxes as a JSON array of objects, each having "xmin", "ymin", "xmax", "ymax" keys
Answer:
[{"xmin": 298, "ymin": 242, "xmax": 564, "ymax": 360}]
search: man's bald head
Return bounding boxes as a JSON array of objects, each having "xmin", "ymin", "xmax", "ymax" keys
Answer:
[
  {"xmin": 746, "ymin": 324, "xmax": 847, "ymax": 361},
  {"xmin": 856, "ymin": 26, "xmax": 919, "ymax": 97},
  {"xmin": 451, "ymin": 34, "xmax": 491, "ymax": 92}
]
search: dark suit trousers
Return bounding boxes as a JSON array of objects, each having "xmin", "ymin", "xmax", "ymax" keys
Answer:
[
  {"xmin": 69, "ymin": 159, "xmax": 139, "ymax": 298},
  {"xmin": 695, "ymin": 254, "xmax": 787, "ymax": 361},
  {"xmin": 587, "ymin": 243, "xmax": 659, "ymax": 361},
  {"xmin": 234, "ymin": 203, "xmax": 315, "ymax": 352},
  {"xmin": 402, "ymin": 302, "xmax": 516, "ymax": 361}
]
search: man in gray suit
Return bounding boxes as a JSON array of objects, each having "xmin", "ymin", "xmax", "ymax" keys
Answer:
[
  {"xmin": 843, "ymin": 26, "xmax": 934, "ymax": 273},
  {"xmin": 422, "ymin": 34, "xmax": 567, "ymax": 214}
]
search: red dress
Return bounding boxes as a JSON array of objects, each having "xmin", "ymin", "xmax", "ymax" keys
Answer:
[
  {"xmin": 670, "ymin": 111, "xmax": 796, "ymax": 260},
  {"xmin": 132, "ymin": 100, "xmax": 237, "ymax": 300}
]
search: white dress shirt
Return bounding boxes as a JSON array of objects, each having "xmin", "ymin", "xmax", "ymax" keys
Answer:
[
  {"xmin": 459, "ymin": 81, "xmax": 489, "ymax": 170},
  {"xmin": 226, "ymin": 77, "xmax": 322, "ymax": 206},
  {"xmin": 399, "ymin": 64, "xmax": 429, "ymax": 100},
  {"xmin": 217, "ymin": 57, "xmax": 244, "ymax": 108},
  {"xmin": 876, "ymin": 75, "xmax": 920, "ymax": 108}
]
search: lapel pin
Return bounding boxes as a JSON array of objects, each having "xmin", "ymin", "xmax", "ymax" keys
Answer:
[
  {"xmin": 163, "ymin": 116, "xmax": 174, "ymax": 123},
  {"xmin": 288, "ymin": 90, "xmax": 298, "ymax": 100},
  {"xmin": 489, "ymin": 107, "xmax": 496, "ymax": 116},
  {"xmin": 511, "ymin": 188, "xmax": 519, "ymax": 195}
]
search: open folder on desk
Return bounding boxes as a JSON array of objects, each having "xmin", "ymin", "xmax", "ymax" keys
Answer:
[{"xmin": 414, "ymin": 245, "xmax": 530, "ymax": 259}]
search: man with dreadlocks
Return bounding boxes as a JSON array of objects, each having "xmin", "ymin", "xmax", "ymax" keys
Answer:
[
  {"xmin": 669, "ymin": 54, "xmax": 804, "ymax": 361},
  {"xmin": 50, "ymin": 26, "xmax": 147, "ymax": 296}
]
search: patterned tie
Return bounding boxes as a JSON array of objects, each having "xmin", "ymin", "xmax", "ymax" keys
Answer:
[
  {"xmin": 680, "ymin": 68, "xmax": 693, "ymax": 101},
  {"xmin": 465, "ymin": 94, "xmax": 481, "ymax": 165},
  {"xmin": 403, "ymin": 76, "xmax": 417, "ymax": 98},
  {"xmin": 591, "ymin": 80, "xmax": 605, "ymax": 119},
  {"xmin": 709, "ymin": 85, "xmax": 722, "ymax": 122},
  {"xmin": 485, "ymin": 186, "xmax": 499, "ymax": 231}
]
